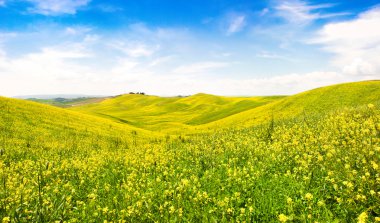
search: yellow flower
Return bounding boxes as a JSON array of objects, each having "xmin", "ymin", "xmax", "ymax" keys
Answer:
[
  {"xmin": 286, "ymin": 197, "xmax": 293, "ymax": 205},
  {"xmin": 375, "ymin": 217, "xmax": 380, "ymax": 221},
  {"xmin": 367, "ymin": 104, "xmax": 375, "ymax": 109},
  {"xmin": 358, "ymin": 212, "xmax": 368, "ymax": 223},
  {"xmin": 305, "ymin": 193, "xmax": 313, "ymax": 200},
  {"xmin": 169, "ymin": 206, "xmax": 175, "ymax": 214},
  {"xmin": 2, "ymin": 217, "xmax": 11, "ymax": 223},
  {"xmin": 317, "ymin": 200, "xmax": 325, "ymax": 207},
  {"xmin": 278, "ymin": 214, "xmax": 288, "ymax": 222},
  {"xmin": 372, "ymin": 162, "xmax": 378, "ymax": 170}
]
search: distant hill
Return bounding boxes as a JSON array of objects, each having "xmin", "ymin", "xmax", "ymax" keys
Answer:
[
  {"xmin": 68, "ymin": 81, "xmax": 380, "ymax": 133},
  {"xmin": 14, "ymin": 94, "xmax": 105, "ymax": 99},
  {"xmin": 69, "ymin": 93, "xmax": 285, "ymax": 131},
  {"xmin": 27, "ymin": 97, "xmax": 109, "ymax": 108}
]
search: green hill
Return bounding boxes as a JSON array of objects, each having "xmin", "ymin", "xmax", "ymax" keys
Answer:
[
  {"xmin": 0, "ymin": 96, "xmax": 156, "ymax": 155},
  {"xmin": 1, "ymin": 81, "xmax": 379, "ymax": 222},
  {"xmin": 70, "ymin": 93, "xmax": 284, "ymax": 131},
  {"xmin": 69, "ymin": 81, "xmax": 380, "ymax": 133},
  {"xmin": 197, "ymin": 80, "xmax": 380, "ymax": 130}
]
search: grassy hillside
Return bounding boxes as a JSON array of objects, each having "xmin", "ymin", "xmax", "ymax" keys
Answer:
[
  {"xmin": 69, "ymin": 81, "xmax": 380, "ymax": 134},
  {"xmin": 70, "ymin": 93, "xmax": 284, "ymax": 131},
  {"xmin": 1, "ymin": 94, "xmax": 379, "ymax": 222},
  {"xmin": 0, "ymin": 96, "xmax": 156, "ymax": 149},
  {"xmin": 197, "ymin": 80, "xmax": 380, "ymax": 131}
]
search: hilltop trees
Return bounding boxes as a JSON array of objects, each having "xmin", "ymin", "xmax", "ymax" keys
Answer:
[{"xmin": 129, "ymin": 92, "xmax": 145, "ymax": 95}]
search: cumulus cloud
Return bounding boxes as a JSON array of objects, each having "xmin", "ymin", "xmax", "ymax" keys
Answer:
[
  {"xmin": 311, "ymin": 6, "xmax": 380, "ymax": 77},
  {"xmin": 0, "ymin": 14, "xmax": 377, "ymax": 98},
  {"xmin": 25, "ymin": 0, "xmax": 91, "ymax": 15},
  {"xmin": 0, "ymin": 44, "xmax": 95, "ymax": 95}
]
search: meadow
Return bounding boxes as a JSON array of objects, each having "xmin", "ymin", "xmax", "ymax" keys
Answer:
[{"xmin": 1, "ymin": 81, "xmax": 380, "ymax": 222}]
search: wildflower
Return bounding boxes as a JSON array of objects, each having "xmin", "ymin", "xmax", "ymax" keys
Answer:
[
  {"xmin": 286, "ymin": 197, "xmax": 293, "ymax": 205},
  {"xmin": 372, "ymin": 161, "xmax": 378, "ymax": 170},
  {"xmin": 169, "ymin": 206, "xmax": 175, "ymax": 214},
  {"xmin": 278, "ymin": 214, "xmax": 288, "ymax": 222},
  {"xmin": 358, "ymin": 212, "xmax": 368, "ymax": 223},
  {"xmin": 367, "ymin": 104, "xmax": 374, "ymax": 109},
  {"xmin": 317, "ymin": 200, "xmax": 325, "ymax": 207},
  {"xmin": 375, "ymin": 217, "xmax": 380, "ymax": 221},
  {"xmin": 305, "ymin": 193, "xmax": 313, "ymax": 201},
  {"xmin": 2, "ymin": 217, "xmax": 11, "ymax": 223}
]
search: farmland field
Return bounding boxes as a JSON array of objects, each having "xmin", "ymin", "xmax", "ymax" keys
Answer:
[{"xmin": 1, "ymin": 81, "xmax": 380, "ymax": 222}]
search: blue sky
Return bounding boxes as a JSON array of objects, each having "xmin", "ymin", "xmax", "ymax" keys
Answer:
[{"xmin": 0, "ymin": 0, "xmax": 379, "ymax": 96}]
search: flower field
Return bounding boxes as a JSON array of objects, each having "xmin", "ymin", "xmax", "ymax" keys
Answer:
[{"xmin": 1, "ymin": 82, "xmax": 380, "ymax": 222}]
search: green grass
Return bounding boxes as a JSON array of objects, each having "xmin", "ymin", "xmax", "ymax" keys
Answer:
[
  {"xmin": 1, "ymin": 80, "xmax": 379, "ymax": 222},
  {"xmin": 70, "ymin": 93, "xmax": 285, "ymax": 131},
  {"xmin": 197, "ymin": 80, "xmax": 380, "ymax": 131},
  {"xmin": 70, "ymin": 81, "xmax": 380, "ymax": 134}
]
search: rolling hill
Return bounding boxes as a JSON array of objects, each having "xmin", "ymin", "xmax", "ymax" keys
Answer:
[
  {"xmin": 69, "ymin": 80, "xmax": 380, "ymax": 133},
  {"xmin": 1, "ymin": 81, "xmax": 379, "ymax": 222},
  {"xmin": 69, "ymin": 94, "xmax": 285, "ymax": 131},
  {"xmin": 198, "ymin": 80, "xmax": 380, "ymax": 130},
  {"xmin": 0, "ymin": 96, "xmax": 156, "ymax": 155}
]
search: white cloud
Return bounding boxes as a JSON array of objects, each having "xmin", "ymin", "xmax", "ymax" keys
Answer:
[
  {"xmin": 200, "ymin": 71, "xmax": 346, "ymax": 95},
  {"xmin": 64, "ymin": 26, "xmax": 92, "ymax": 36},
  {"xmin": 148, "ymin": 56, "xmax": 174, "ymax": 67},
  {"xmin": 173, "ymin": 61, "xmax": 229, "ymax": 74},
  {"xmin": 25, "ymin": 0, "xmax": 91, "ymax": 15},
  {"xmin": 226, "ymin": 14, "xmax": 246, "ymax": 35},
  {"xmin": 109, "ymin": 41, "xmax": 159, "ymax": 58},
  {"xmin": 0, "ymin": 18, "xmax": 376, "ymax": 97},
  {"xmin": 255, "ymin": 51, "xmax": 297, "ymax": 62},
  {"xmin": 275, "ymin": 0, "xmax": 349, "ymax": 25},
  {"xmin": 0, "ymin": 0, "xmax": 5, "ymax": 6},
  {"xmin": 311, "ymin": 6, "xmax": 380, "ymax": 77}
]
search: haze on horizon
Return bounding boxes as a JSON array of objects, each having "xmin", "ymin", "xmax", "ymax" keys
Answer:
[{"xmin": 0, "ymin": 0, "xmax": 380, "ymax": 97}]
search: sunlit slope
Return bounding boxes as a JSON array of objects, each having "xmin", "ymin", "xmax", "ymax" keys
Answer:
[
  {"xmin": 199, "ymin": 80, "xmax": 380, "ymax": 130},
  {"xmin": 70, "ymin": 93, "xmax": 284, "ymax": 131},
  {"xmin": 0, "ymin": 97, "xmax": 155, "ymax": 152}
]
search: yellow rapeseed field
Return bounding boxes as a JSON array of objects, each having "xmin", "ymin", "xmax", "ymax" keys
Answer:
[{"xmin": 0, "ymin": 81, "xmax": 379, "ymax": 222}]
